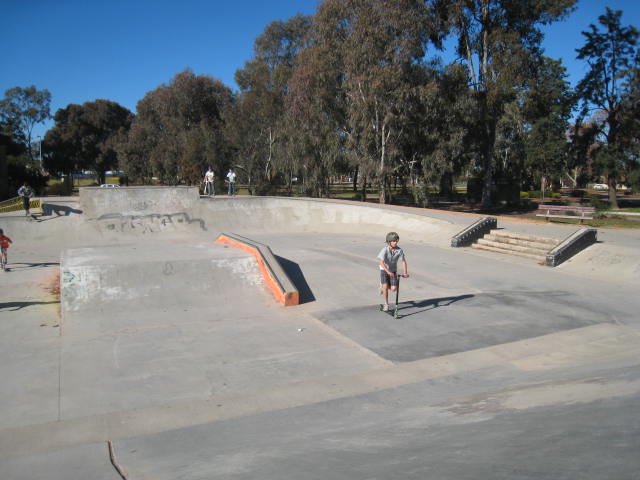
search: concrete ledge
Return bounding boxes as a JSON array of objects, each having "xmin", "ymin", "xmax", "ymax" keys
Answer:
[
  {"xmin": 451, "ymin": 217, "xmax": 497, "ymax": 247},
  {"xmin": 80, "ymin": 186, "xmax": 199, "ymax": 218},
  {"xmin": 546, "ymin": 228, "xmax": 598, "ymax": 267},
  {"xmin": 215, "ymin": 232, "xmax": 299, "ymax": 306}
]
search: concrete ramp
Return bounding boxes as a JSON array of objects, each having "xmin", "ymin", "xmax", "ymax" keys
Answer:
[
  {"xmin": 78, "ymin": 191, "xmax": 461, "ymax": 247},
  {"xmin": 60, "ymin": 241, "xmax": 270, "ymax": 335},
  {"xmin": 197, "ymin": 197, "xmax": 459, "ymax": 246}
]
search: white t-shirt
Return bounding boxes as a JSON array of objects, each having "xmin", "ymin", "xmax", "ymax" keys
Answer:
[
  {"xmin": 377, "ymin": 246, "xmax": 405, "ymax": 272},
  {"xmin": 226, "ymin": 171, "xmax": 236, "ymax": 182},
  {"xmin": 205, "ymin": 170, "xmax": 214, "ymax": 182}
]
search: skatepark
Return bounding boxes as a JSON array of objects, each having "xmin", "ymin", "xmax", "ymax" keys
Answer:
[{"xmin": 1, "ymin": 187, "xmax": 639, "ymax": 479}]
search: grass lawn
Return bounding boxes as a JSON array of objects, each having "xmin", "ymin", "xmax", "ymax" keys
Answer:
[{"xmin": 537, "ymin": 215, "xmax": 640, "ymax": 229}]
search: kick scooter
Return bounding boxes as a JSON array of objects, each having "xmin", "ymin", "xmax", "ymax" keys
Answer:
[{"xmin": 380, "ymin": 274, "xmax": 403, "ymax": 318}]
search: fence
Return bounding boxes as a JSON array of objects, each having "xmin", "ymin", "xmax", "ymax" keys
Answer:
[{"xmin": 0, "ymin": 196, "xmax": 42, "ymax": 214}]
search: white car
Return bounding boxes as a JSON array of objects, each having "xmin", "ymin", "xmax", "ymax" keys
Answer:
[
  {"xmin": 592, "ymin": 184, "xmax": 608, "ymax": 190},
  {"xmin": 99, "ymin": 184, "xmax": 120, "ymax": 188}
]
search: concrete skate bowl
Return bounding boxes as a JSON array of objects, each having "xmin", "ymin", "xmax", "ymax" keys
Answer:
[
  {"xmin": 29, "ymin": 187, "xmax": 640, "ymax": 369},
  {"xmin": 56, "ymin": 188, "xmax": 459, "ymax": 323}
]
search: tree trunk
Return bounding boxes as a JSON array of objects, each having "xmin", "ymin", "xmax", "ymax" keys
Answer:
[
  {"xmin": 379, "ymin": 177, "xmax": 387, "ymax": 204},
  {"xmin": 265, "ymin": 127, "xmax": 274, "ymax": 182},
  {"xmin": 378, "ymin": 123, "xmax": 387, "ymax": 205},
  {"xmin": 439, "ymin": 171, "xmax": 453, "ymax": 200},
  {"xmin": 361, "ymin": 175, "xmax": 367, "ymax": 202},
  {"xmin": 608, "ymin": 174, "xmax": 619, "ymax": 209},
  {"xmin": 480, "ymin": 104, "xmax": 497, "ymax": 210}
]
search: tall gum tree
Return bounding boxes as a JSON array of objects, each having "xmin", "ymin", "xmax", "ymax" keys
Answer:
[
  {"xmin": 293, "ymin": 0, "xmax": 438, "ymax": 203},
  {"xmin": 574, "ymin": 7, "xmax": 639, "ymax": 209},
  {"xmin": 522, "ymin": 56, "xmax": 574, "ymax": 193},
  {"xmin": 432, "ymin": 0, "xmax": 576, "ymax": 208},
  {"xmin": 0, "ymin": 86, "xmax": 52, "ymax": 164},
  {"xmin": 286, "ymin": 4, "xmax": 350, "ymax": 198},
  {"xmin": 45, "ymin": 100, "xmax": 133, "ymax": 185},
  {"xmin": 121, "ymin": 70, "xmax": 232, "ymax": 184},
  {"xmin": 231, "ymin": 14, "xmax": 311, "ymax": 192}
]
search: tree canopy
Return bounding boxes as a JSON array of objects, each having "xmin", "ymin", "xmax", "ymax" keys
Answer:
[
  {"xmin": 0, "ymin": 85, "xmax": 52, "ymax": 164},
  {"xmin": 120, "ymin": 69, "xmax": 233, "ymax": 184},
  {"xmin": 45, "ymin": 100, "xmax": 133, "ymax": 184},
  {"xmin": 9, "ymin": 2, "xmax": 639, "ymax": 208},
  {"xmin": 431, "ymin": 0, "xmax": 577, "ymax": 206},
  {"xmin": 574, "ymin": 7, "xmax": 639, "ymax": 208}
]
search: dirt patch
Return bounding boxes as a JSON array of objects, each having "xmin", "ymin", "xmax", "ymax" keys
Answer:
[{"xmin": 45, "ymin": 270, "xmax": 61, "ymax": 296}]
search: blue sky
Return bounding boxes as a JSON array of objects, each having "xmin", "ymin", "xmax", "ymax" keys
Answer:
[{"xmin": 2, "ymin": 0, "xmax": 638, "ymax": 141}]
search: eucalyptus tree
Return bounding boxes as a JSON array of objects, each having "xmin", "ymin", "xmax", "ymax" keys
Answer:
[
  {"xmin": 0, "ymin": 85, "xmax": 52, "ymax": 165},
  {"xmin": 432, "ymin": 0, "xmax": 576, "ymax": 208},
  {"xmin": 286, "ymin": 5, "xmax": 349, "ymax": 198},
  {"xmin": 45, "ymin": 100, "xmax": 133, "ymax": 184},
  {"xmin": 231, "ymin": 14, "xmax": 311, "ymax": 193},
  {"xmin": 121, "ymin": 70, "xmax": 232, "ymax": 184},
  {"xmin": 406, "ymin": 61, "xmax": 477, "ymax": 204},
  {"xmin": 520, "ymin": 56, "xmax": 574, "ymax": 194},
  {"xmin": 305, "ymin": 0, "xmax": 436, "ymax": 204},
  {"xmin": 574, "ymin": 7, "xmax": 639, "ymax": 208}
]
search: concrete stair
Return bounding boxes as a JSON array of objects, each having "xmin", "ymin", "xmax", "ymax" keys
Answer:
[{"xmin": 471, "ymin": 230, "xmax": 560, "ymax": 263}]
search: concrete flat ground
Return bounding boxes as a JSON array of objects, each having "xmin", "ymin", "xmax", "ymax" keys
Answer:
[{"xmin": 1, "ymin": 195, "xmax": 639, "ymax": 479}]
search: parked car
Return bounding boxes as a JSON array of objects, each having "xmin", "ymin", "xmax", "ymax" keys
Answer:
[
  {"xmin": 592, "ymin": 184, "xmax": 608, "ymax": 190},
  {"xmin": 99, "ymin": 184, "xmax": 120, "ymax": 188}
]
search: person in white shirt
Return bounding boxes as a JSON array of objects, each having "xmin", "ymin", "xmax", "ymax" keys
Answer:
[
  {"xmin": 203, "ymin": 167, "xmax": 215, "ymax": 196},
  {"xmin": 17, "ymin": 183, "xmax": 34, "ymax": 216},
  {"xmin": 226, "ymin": 168, "xmax": 236, "ymax": 196}
]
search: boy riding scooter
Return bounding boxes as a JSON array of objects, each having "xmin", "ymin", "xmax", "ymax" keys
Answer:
[{"xmin": 378, "ymin": 231, "xmax": 409, "ymax": 317}]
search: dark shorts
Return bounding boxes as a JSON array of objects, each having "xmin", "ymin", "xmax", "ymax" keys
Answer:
[{"xmin": 380, "ymin": 270, "xmax": 399, "ymax": 288}]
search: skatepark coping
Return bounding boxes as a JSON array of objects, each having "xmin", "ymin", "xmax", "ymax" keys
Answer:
[{"xmin": 215, "ymin": 232, "xmax": 299, "ymax": 306}]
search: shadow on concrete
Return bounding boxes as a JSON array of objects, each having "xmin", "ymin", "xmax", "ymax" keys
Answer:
[
  {"xmin": 0, "ymin": 301, "xmax": 59, "ymax": 312},
  {"xmin": 41, "ymin": 203, "xmax": 83, "ymax": 218},
  {"xmin": 397, "ymin": 294, "xmax": 475, "ymax": 318},
  {"xmin": 275, "ymin": 255, "xmax": 316, "ymax": 304}
]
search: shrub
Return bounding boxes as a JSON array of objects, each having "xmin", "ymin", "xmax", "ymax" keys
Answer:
[
  {"xmin": 588, "ymin": 195, "xmax": 609, "ymax": 211},
  {"xmin": 570, "ymin": 189, "xmax": 586, "ymax": 198},
  {"xmin": 255, "ymin": 182, "xmax": 278, "ymax": 196},
  {"xmin": 44, "ymin": 182, "xmax": 72, "ymax": 196},
  {"xmin": 526, "ymin": 191, "xmax": 561, "ymax": 199}
]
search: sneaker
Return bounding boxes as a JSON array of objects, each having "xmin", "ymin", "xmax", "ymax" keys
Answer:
[{"xmin": 382, "ymin": 304, "xmax": 389, "ymax": 312}]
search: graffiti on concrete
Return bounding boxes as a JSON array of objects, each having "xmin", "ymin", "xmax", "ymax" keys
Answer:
[
  {"xmin": 63, "ymin": 270, "xmax": 77, "ymax": 283},
  {"xmin": 95, "ymin": 212, "xmax": 206, "ymax": 234},
  {"xmin": 130, "ymin": 200, "xmax": 158, "ymax": 211},
  {"xmin": 163, "ymin": 261, "xmax": 175, "ymax": 276}
]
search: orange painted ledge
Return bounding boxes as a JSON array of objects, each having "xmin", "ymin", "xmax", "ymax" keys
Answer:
[{"xmin": 215, "ymin": 233, "xmax": 299, "ymax": 306}]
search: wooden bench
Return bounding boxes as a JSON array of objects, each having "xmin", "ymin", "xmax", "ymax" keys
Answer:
[{"xmin": 536, "ymin": 204, "xmax": 595, "ymax": 223}]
